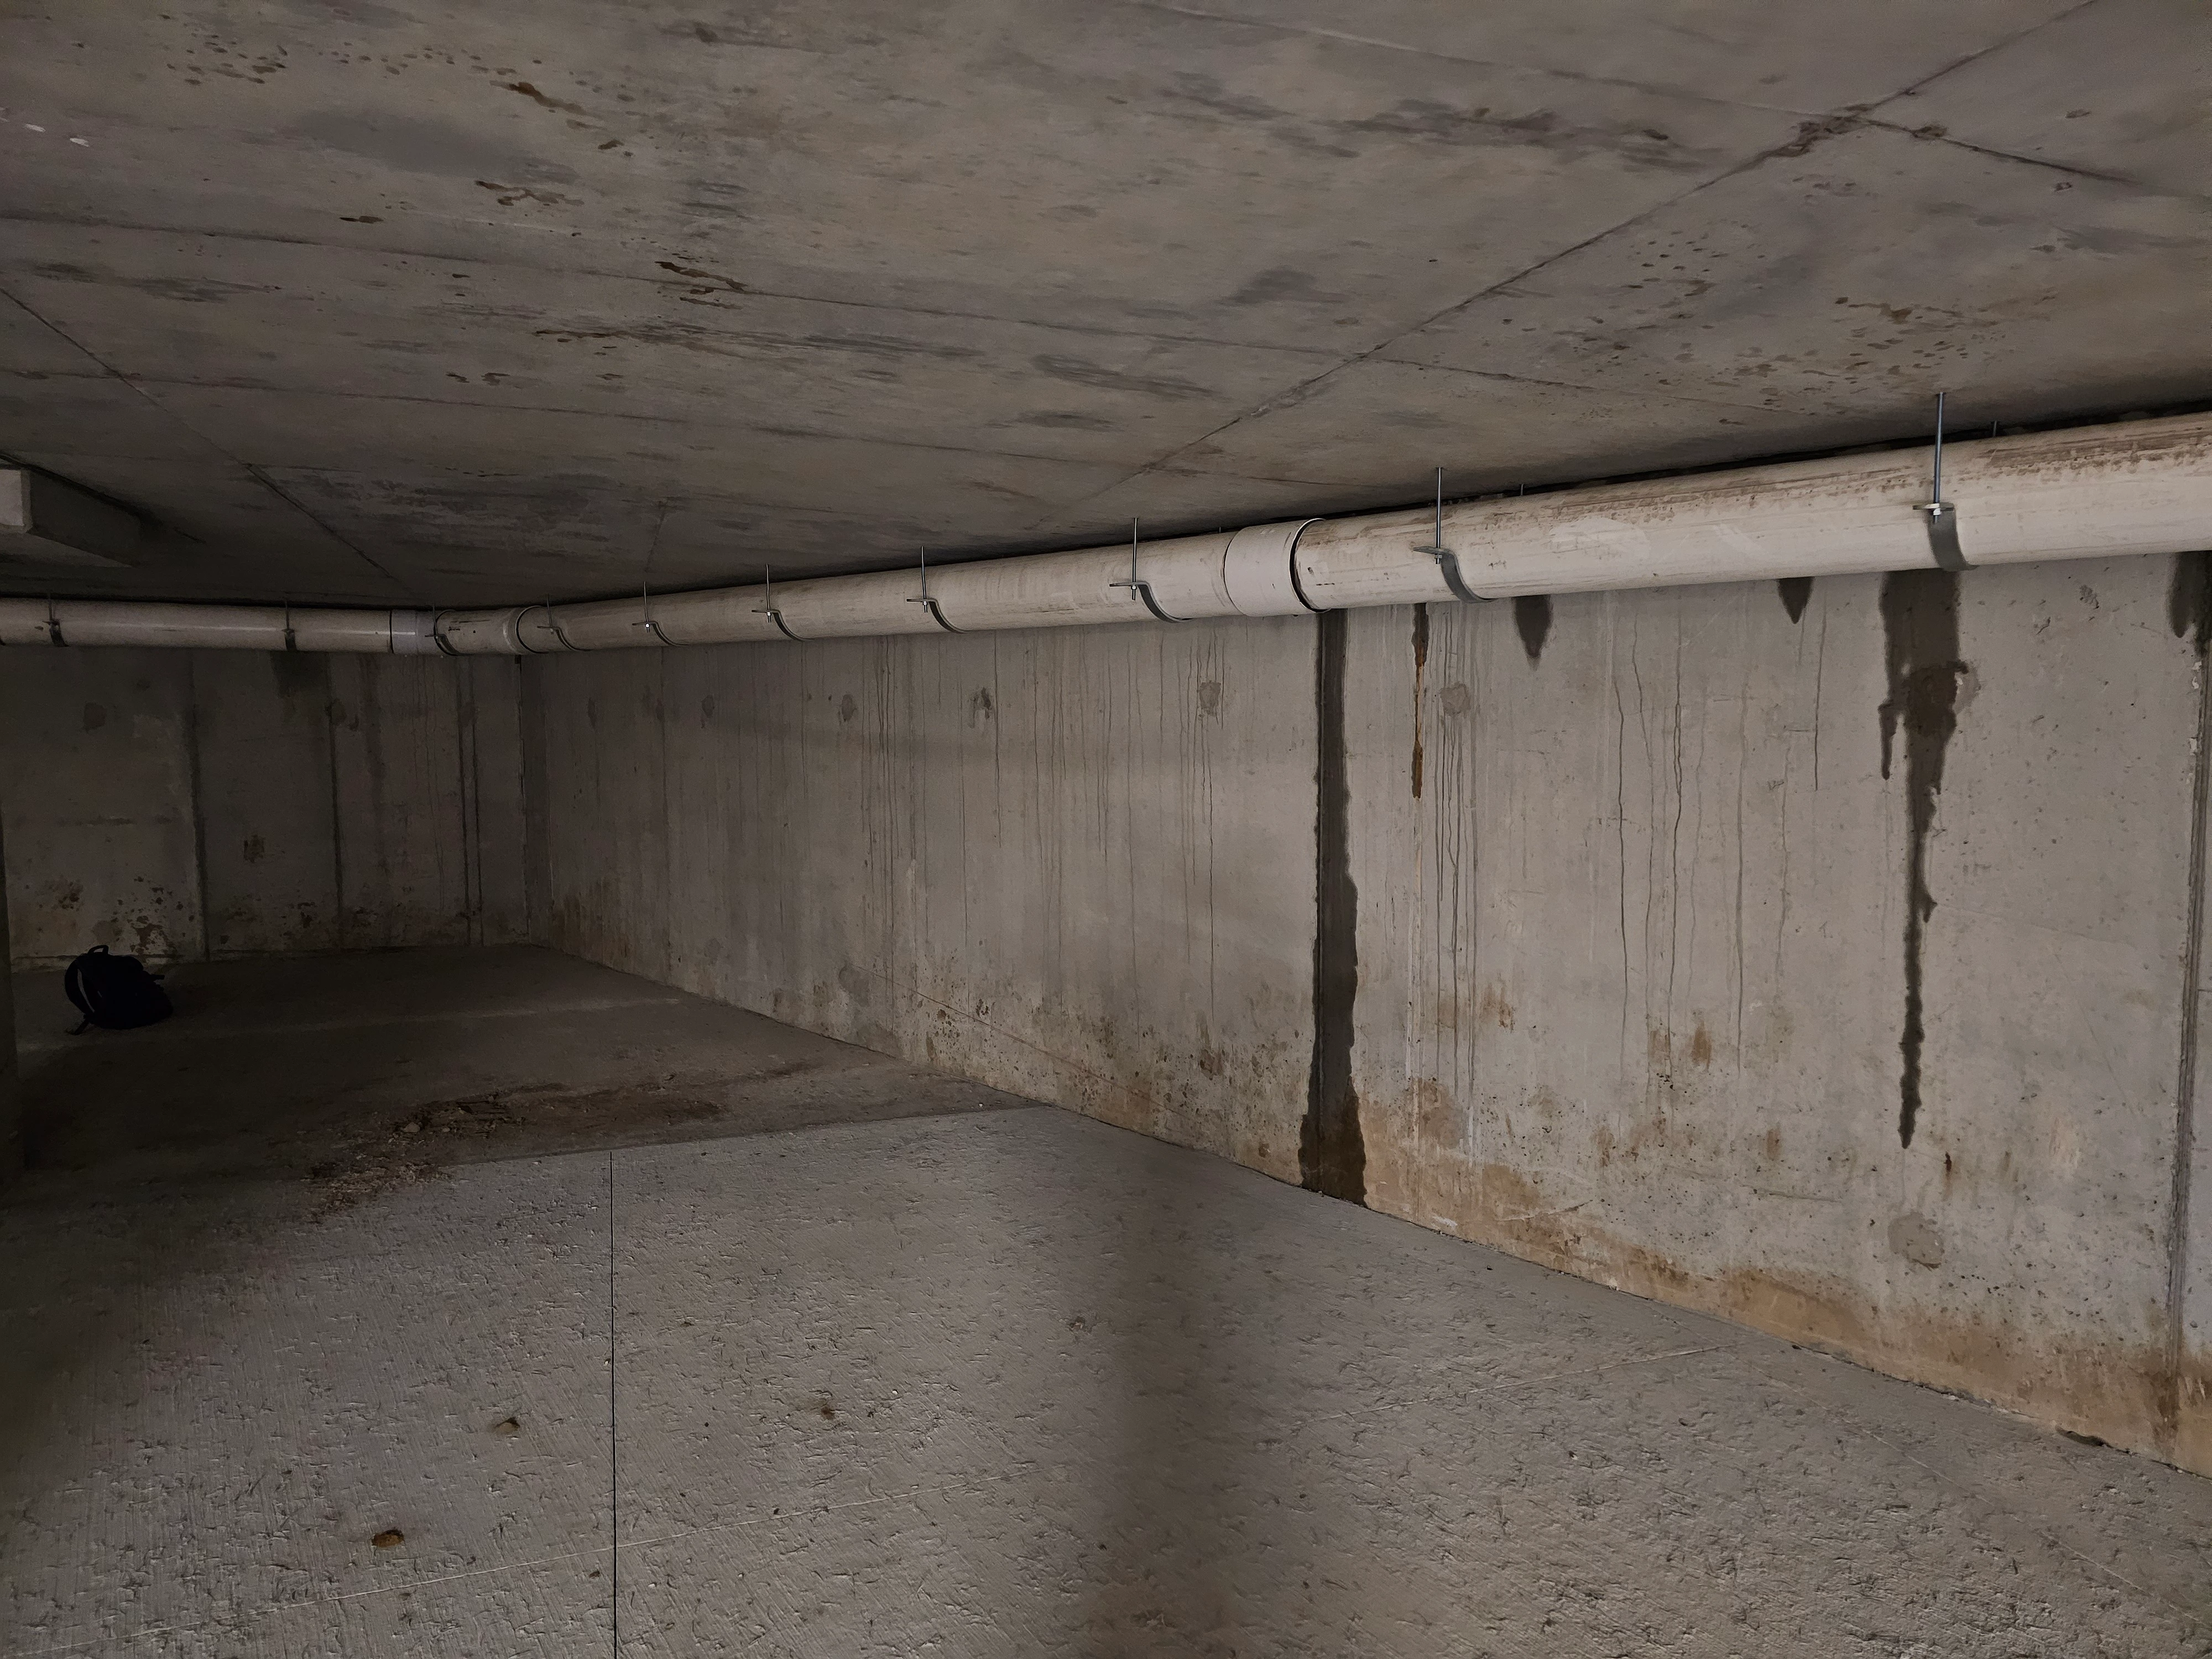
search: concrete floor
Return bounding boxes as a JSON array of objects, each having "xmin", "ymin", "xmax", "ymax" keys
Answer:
[{"xmin": 4, "ymin": 951, "xmax": 2210, "ymax": 1657}]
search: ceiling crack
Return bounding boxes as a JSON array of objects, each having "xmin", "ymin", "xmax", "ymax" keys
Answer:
[{"xmin": 0, "ymin": 285, "xmax": 417, "ymax": 602}]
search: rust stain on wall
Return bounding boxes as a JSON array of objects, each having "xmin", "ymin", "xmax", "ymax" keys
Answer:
[
  {"xmin": 1408, "ymin": 1074, "xmax": 1458, "ymax": 1152},
  {"xmin": 2177, "ymin": 1361, "xmax": 2212, "ymax": 1473},
  {"xmin": 1363, "ymin": 1134, "xmax": 2197, "ymax": 1468}
]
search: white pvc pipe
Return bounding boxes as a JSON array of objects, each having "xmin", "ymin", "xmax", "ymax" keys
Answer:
[
  {"xmin": 1296, "ymin": 413, "xmax": 2212, "ymax": 605},
  {"xmin": 3, "ymin": 414, "xmax": 2207, "ymax": 654},
  {"xmin": 0, "ymin": 598, "xmax": 418, "ymax": 653}
]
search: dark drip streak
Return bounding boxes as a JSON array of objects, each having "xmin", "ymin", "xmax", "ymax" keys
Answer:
[
  {"xmin": 1303, "ymin": 609, "xmax": 1364, "ymax": 1202},
  {"xmin": 2167, "ymin": 548, "xmax": 2212, "ymax": 651},
  {"xmin": 2166, "ymin": 551, "xmax": 2212, "ymax": 1439},
  {"xmin": 1514, "ymin": 594, "xmax": 1552, "ymax": 664},
  {"xmin": 1411, "ymin": 603, "xmax": 1428, "ymax": 800},
  {"xmin": 1879, "ymin": 571, "xmax": 1966, "ymax": 1149}
]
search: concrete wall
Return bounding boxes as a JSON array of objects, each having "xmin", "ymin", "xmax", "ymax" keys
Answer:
[
  {"xmin": 525, "ymin": 552, "xmax": 2212, "ymax": 1478},
  {"xmin": 528, "ymin": 621, "xmax": 1318, "ymax": 1170},
  {"xmin": 0, "ymin": 649, "xmax": 528, "ymax": 968},
  {"xmin": 1347, "ymin": 557, "xmax": 2211, "ymax": 1476}
]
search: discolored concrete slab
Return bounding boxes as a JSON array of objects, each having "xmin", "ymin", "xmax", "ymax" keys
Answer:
[
  {"xmin": 1382, "ymin": 121, "xmax": 2212, "ymax": 424},
  {"xmin": 2, "ymin": 2, "xmax": 2206, "ymax": 603},
  {"xmin": 9, "ymin": 946, "xmax": 1025, "ymax": 1188}
]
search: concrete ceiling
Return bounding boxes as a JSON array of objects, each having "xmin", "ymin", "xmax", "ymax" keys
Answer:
[{"xmin": 1, "ymin": 0, "xmax": 2204, "ymax": 606}]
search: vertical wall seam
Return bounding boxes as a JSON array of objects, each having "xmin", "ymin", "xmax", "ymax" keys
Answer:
[
  {"xmin": 183, "ymin": 653, "xmax": 211, "ymax": 963},
  {"xmin": 654, "ymin": 650, "xmax": 672, "ymax": 982},
  {"xmin": 457, "ymin": 662, "xmax": 483, "ymax": 946},
  {"xmin": 2164, "ymin": 632, "xmax": 2210, "ymax": 1444},
  {"xmin": 517, "ymin": 658, "xmax": 550, "ymax": 945},
  {"xmin": 326, "ymin": 665, "xmax": 347, "ymax": 950}
]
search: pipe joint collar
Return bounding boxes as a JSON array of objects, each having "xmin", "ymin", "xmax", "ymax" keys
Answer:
[
  {"xmin": 388, "ymin": 609, "xmax": 443, "ymax": 655},
  {"xmin": 1223, "ymin": 519, "xmax": 1319, "ymax": 615}
]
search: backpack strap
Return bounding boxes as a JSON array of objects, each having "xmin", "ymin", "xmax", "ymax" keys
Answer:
[{"xmin": 64, "ymin": 946, "xmax": 107, "ymax": 1035}]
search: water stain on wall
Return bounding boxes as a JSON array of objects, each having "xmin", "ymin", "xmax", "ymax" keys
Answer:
[
  {"xmin": 1887, "ymin": 1211, "xmax": 1945, "ymax": 1267},
  {"xmin": 2167, "ymin": 550, "xmax": 2212, "ymax": 652},
  {"xmin": 1878, "ymin": 570, "xmax": 1968, "ymax": 1149},
  {"xmin": 1410, "ymin": 603, "xmax": 1428, "ymax": 799},
  {"xmin": 1513, "ymin": 594, "xmax": 1552, "ymax": 664},
  {"xmin": 1303, "ymin": 609, "xmax": 1364, "ymax": 1202}
]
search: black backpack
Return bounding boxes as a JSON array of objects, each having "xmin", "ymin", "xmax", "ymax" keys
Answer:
[{"xmin": 64, "ymin": 946, "xmax": 173, "ymax": 1034}]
